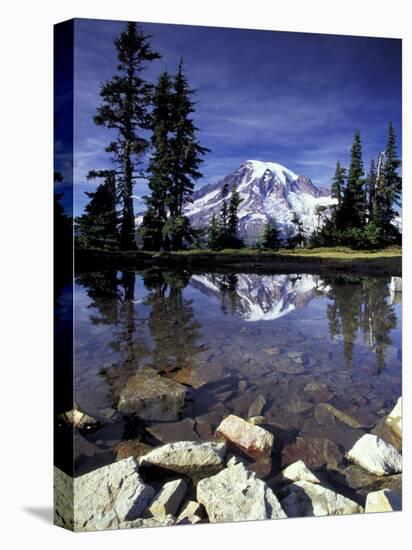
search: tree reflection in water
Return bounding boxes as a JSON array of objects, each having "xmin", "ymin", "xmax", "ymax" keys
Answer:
[{"xmin": 325, "ymin": 275, "xmax": 397, "ymax": 371}]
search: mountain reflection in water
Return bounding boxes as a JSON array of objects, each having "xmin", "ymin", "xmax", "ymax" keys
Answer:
[{"xmin": 66, "ymin": 269, "xmax": 401, "ymax": 476}]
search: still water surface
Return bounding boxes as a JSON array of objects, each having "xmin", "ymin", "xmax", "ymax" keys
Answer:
[{"xmin": 72, "ymin": 270, "xmax": 402, "ymax": 476}]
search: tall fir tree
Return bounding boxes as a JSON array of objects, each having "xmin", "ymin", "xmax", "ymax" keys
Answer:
[
  {"xmin": 94, "ymin": 22, "xmax": 160, "ymax": 250},
  {"xmin": 366, "ymin": 158, "xmax": 377, "ymax": 222},
  {"xmin": 141, "ymin": 70, "xmax": 174, "ymax": 250},
  {"xmin": 261, "ymin": 222, "xmax": 280, "ymax": 249},
  {"xmin": 331, "ymin": 161, "xmax": 346, "ymax": 230},
  {"xmin": 77, "ymin": 170, "xmax": 119, "ymax": 249},
  {"xmin": 207, "ymin": 213, "xmax": 221, "ymax": 250},
  {"xmin": 342, "ymin": 130, "xmax": 365, "ymax": 229},
  {"xmin": 381, "ymin": 122, "xmax": 402, "ymax": 238},
  {"xmin": 291, "ymin": 212, "xmax": 305, "ymax": 247},
  {"xmin": 218, "ymin": 183, "xmax": 229, "ymax": 241},
  {"xmin": 226, "ymin": 185, "xmax": 243, "ymax": 248},
  {"xmin": 165, "ymin": 60, "xmax": 209, "ymax": 249}
]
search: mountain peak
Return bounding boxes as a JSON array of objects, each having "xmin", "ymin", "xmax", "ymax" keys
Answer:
[
  {"xmin": 243, "ymin": 159, "xmax": 299, "ymax": 184},
  {"xmin": 185, "ymin": 159, "xmax": 336, "ymax": 243}
]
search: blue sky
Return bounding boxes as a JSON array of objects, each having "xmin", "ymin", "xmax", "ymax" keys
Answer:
[{"xmin": 57, "ymin": 18, "xmax": 402, "ymax": 215}]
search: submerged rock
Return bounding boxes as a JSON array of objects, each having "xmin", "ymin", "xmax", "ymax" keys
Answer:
[
  {"xmin": 281, "ymin": 436, "xmax": 343, "ymax": 471},
  {"xmin": 347, "ymin": 434, "xmax": 402, "ymax": 476},
  {"xmin": 276, "ymin": 357, "xmax": 305, "ymax": 375},
  {"xmin": 340, "ymin": 464, "xmax": 401, "ymax": 494},
  {"xmin": 365, "ymin": 489, "xmax": 402, "ymax": 513},
  {"xmin": 281, "ymin": 480, "xmax": 363, "ymax": 517},
  {"xmin": 146, "ymin": 479, "xmax": 187, "ymax": 518},
  {"xmin": 146, "ymin": 418, "xmax": 199, "ymax": 444},
  {"xmin": 197, "ymin": 463, "xmax": 286, "ymax": 522},
  {"xmin": 303, "ymin": 382, "xmax": 335, "ymax": 404},
  {"xmin": 314, "ymin": 403, "xmax": 376, "ymax": 429},
  {"xmin": 139, "ymin": 441, "xmax": 226, "ymax": 478},
  {"xmin": 286, "ymin": 401, "xmax": 314, "ymax": 414},
  {"xmin": 73, "ymin": 457, "xmax": 155, "ymax": 531},
  {"xmin": 248, "ymin": 394, "xmax": 267, "ymax": 418},
  {"xmin": 287, "ymin": 351, "xmax": 308, "ymax": 365},
  {"xmin": 172, "ymin": 364, "xmax": 229, "ymax": 389},
  {"xmin": 118, "ymin": 367, "xmax": 187, "ymax": 421},
  {"xmin": 281, "ymin": 460, "xmax": 320, "ymax": 484},
  {"xmin": 216, "ymin": 414, "xmax": 274, "ymax": 460}
]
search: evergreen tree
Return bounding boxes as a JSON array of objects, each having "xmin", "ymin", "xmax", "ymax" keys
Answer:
[
  {"xmin": 381, "ymin": 122, "xmax": 402, "ymax": 239},
  {"xmin": 261, "ymin": 222, "xmax": 280, "ymax": 249},
  {"xmin": 291, "ymin": 212, "xmax": 305, "ymax": 247},
  {"xmin": 207, "ymin": 213, "xmax": 221, "ymax": 250},
  {"xmin": 331, "ymin": 161, "xmax": 345, "ymax": 205},
  {"xmin": 342, "ymin": 130, "xmax": 365, "ymax": 229},
  {"xmin": 218, "ymin": 183, "xmax": 230, "ymax": 245},
  {"xmin": 331, "ymin": 161, "xmax": 346, "ymax": 230},
  {"xmin": 226, "ymin": 185, "xmax": 243, "ymax": 248},
  {"xmin": 141, "ymin": 70, "xmax": 174, "ymax": 250},
  {"xmin": 165, "ymin": 61, "xmax": 209, "ymax": 249},
  {"xmin": 94, "ymin": 22, "xmax": 160, "ymax": 250},
  {"xmin": 366, "ymin": 158, "xmax": 377, "ymax": 222},
  {"xmin": 76, "ymin": 170, "xmax": 119, "ymax": 249}
]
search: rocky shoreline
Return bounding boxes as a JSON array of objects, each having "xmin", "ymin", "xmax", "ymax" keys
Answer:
[{"xmin": 55, "ymin": 397, "xmax": 402, "ymax": 531}]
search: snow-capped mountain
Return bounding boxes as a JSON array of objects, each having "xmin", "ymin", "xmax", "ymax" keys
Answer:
[
  {"xmin": 190, "ymin": 273, "xmax": 331, "ymax": 322},
  {"xmin": 185, "ymin": 160, "xmax": 336, "ymax": 243}
]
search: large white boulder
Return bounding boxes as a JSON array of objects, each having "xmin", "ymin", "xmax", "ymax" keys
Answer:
[
  {"xmin": 365, "ymin": 489, "xmax": 402, "ymax": 513},
  {"xmin": 139, "ymin": 441, "xmax": 226, "ymax": 478},
  {"xmin": 73, "ymin": 457, "xmax": 155, "ymax": 531},
  {"xmin": 281, "ymin": 480, "xmax": 363, "ymax": 517},
  {"xmin": 347, "ymin": 434, "xmax": 402, "ymax": 476},
  {"xmin": 216, "ymin": 414, "xmax": 274, "ymax": 460},
  {"xmin": 197, "ymin": 463, "xmax": 286, "ymax": 523}
]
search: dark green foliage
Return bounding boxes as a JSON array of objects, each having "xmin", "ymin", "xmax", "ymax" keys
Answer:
[
  {"xmin": 94, "ymin": 22, "xmax": 160, "ymax": 250},
  {"xmin": 141, "ymin": 61, "xmax": 209, "ymax": 250},
  {"xmin": 167, "ymin": 61, "xmax": 210, "ymax": 249},
  {"xmin": 141, "ymin": 70, "xmax": 174, "ymax": 250},
  {"xmin": 211, "ymin": 184, "xmax": 244, "ymax": 249},
  {"xmin": 366, "ymin": 158, "xmax": 377, "ymax": 222},
  {"xmin": 330, "ymin": 162, "xmax": 346, "ymax": 230},
  {"xmin": 261, "ymin": 222, "xmax": 281, "ymax": 249},
  {"xmin": 374, "ymin": 122, "xmax": 402, "ymax": 242},
  {"xmin": 291, "ymin": 212, "xmax": 305, "ymax": 247},
  {"xmin": 342, "ymin": 130, "xmax": 365, "ymax": 229},
  {"xmin": 207, "ymin": 214, "xmax": 221, "ymax": 250},
  {"xmin": 76, "ymin": 171, "xmax": 119, "ymax": 249},
  {"xmin": 226, "ymin": 185, "xmax": 244, "ymax": 248},
  {"xmin": 313, "ymin": 124, "xmax": 401, "ymax": 250}
]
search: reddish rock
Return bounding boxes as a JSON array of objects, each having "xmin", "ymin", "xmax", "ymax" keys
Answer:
[
  {"xmin": 172, "ymin": 364, "xmax": 229, "ymax": 389},
  {"xmin": 216, "ymin": 414, "xmax": 274, "ymax": 460}
]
